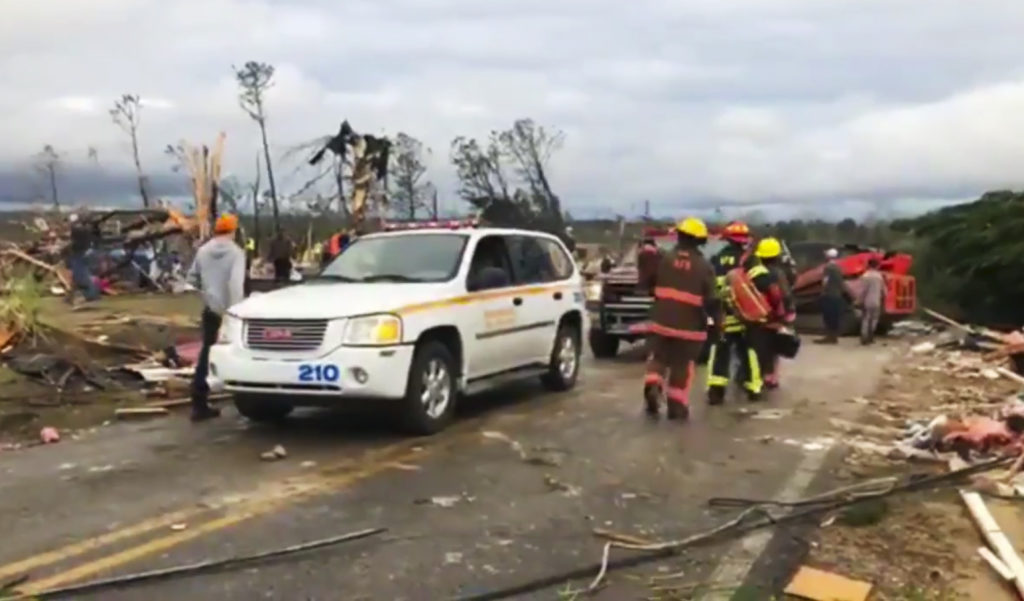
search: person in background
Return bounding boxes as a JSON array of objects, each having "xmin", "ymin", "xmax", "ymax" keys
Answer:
[
  {"xmin": 816, "ymin": 248, "xmax": 851, "ymax": 344},
  {"xmin": 322, "ymin": 229, "xmax": 351, "ymax": 267},
  {"xmin": 636, "ymin": 238, "xmax": 660, "ymax": 294},
  {"xmin": 65, "ymin": 213, "xmax": 100, "ymax": 304},
  {"xmin": 857, "ymin": 258, "xmax": 886, "ymax": 345},
  {"xmin": 243, "ymin": 236, "xmax": 255, "ymax": 296},
  {"xmin": 268, "ymin": 230, "xmax": 294, "ymax": 282},
  {"xmin": 750, "ymin": 237, "xmax": 796, "ymax": 390},
  {"xmin": 186, "ymin": 214, "xmax": 246, "ymax": 422}
]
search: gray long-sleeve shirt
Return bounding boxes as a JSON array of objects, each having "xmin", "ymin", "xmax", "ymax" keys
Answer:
[{"xmin": 187, "ymin": 236, "xmax": 246, "ymax": 315}]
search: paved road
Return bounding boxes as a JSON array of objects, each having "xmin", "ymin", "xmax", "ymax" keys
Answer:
[{"xmin": 0, "ymin": 340, "xmax": 888, "ymax": 600}]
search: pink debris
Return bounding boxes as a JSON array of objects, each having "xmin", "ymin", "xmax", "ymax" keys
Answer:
[
  {"xmin": 175, "ymin": 341, "xmax": 202, "ymax": 367},
  {"xmin": 40, "ymin": 427, "xmax": 60, "ymax": 444},
  {"xmin": 942, "ymin": 417, "xmax": 1018, "ymax": 452}
]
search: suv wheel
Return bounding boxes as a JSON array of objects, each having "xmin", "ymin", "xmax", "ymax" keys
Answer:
[
  {"xmin": 542, "ymin": 323, "xmax": 581, "ymax": 391},
  {"xmin": 234, "ymin": 395, "xmax": 293, "ymax": 423},
  {"xmin": 588, "ymin": 328, "xmax": 620, "ymax": 358},
  {"xmin": 400, "ymin": 341, "xmax": 457, "ymax": 435}
]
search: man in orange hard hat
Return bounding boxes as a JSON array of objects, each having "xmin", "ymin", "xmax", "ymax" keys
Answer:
[
  {"xmin": 643, "ymin": 217, "xmax": 720, "ymax": 421},
  {"xmin": 185, "ymin": 213, "xmax": 246, "ymax": 422}
]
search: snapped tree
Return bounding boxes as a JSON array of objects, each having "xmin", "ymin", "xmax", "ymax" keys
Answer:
[
  {"xmin": 390, "ymin": 132, "xmax": 432, "ymax": 220},
  {"xmin": 451, "ymin": 118, "xmax": 565, "ymax": 234},
  {"xmin": 109, "ymin": 94, "xmax": 150, "ymax": 208},
  {"xmin": 34, "ymin": 144, "xmax": 62, "ymax": 209},
  {"xmin": 234, "ymin": 61, "xmax": 280, "ymax": 231}
]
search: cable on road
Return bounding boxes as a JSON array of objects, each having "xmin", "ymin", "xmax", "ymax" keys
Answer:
[
  {"xmin": 450, "ymin": 455, "xmax": 1013, "ymax": 601},
  {"xmin": 10, "ymin": 527, "xmax": 385, "ymax": 600}
]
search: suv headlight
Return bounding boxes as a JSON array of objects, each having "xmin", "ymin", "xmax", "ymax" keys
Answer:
[
  {"xmin": 584, "ymin": 281, "xmax": 603, "ymax": 302},
  {"xmin": 217, "ymin": 314, "xmax": 241, "ymax": 344},
  {"xmin": 343, "ymin": 314, "xmax": 403, "ymax": 346}
]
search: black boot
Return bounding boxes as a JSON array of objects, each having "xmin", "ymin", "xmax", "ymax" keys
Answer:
[
  {"xmin": 707, "ymin": 386, "xmax": 726, "ymax": 406},
  {"xmin": 190, "ymin": 404, "xmax": 221, "ymax": 422},
  {"xmin": 745, "ymin": 389, "xmax": 763, "ymax": 402},
  {"xmin": 643, "ymin": 384, "xmax": 661, "ymax": 418},
  {"xmin": 666, "ymin": 403, "xmax": 690, "ymax": 421}
]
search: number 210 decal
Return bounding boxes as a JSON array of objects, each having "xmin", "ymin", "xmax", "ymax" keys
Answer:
[{"xmin": 298, "ymin": 364, "xmax": 341, "ymax": 383}]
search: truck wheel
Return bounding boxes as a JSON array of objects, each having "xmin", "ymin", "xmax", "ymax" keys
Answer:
[
  {"xmin": 234, "ymin": 395, "xmax": 293, "ymax": 423},
  {"xmin": 400, "ymin": 341, "xmax": 457, "ymax": 435},
  {"xmin": 542, "ymin": 323, "xmax": 581, "ymax": 391},
  {"xmin": 589, "ymin": 329, "xmax": 620, "ymax": 359}
]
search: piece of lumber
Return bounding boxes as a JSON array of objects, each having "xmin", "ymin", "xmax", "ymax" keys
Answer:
[
  {"xmin": 960, "ymin": 490, "xmax": 1024, "ymax": 599},
  {"xmin": 783, "ymin": 565, "xmax": 872, "ymax": 601},
  {"xmin": 1, "ymin": 249, "xmax": 71, "ymax": 289},
  {"xmin": 114, "ymin": 407, "xmax": 170, "ymax": 420},
  {"xmin": 980, "ymin": 546, "xmax": 1015, "ymax": 581},
  {"xmin": 998, "ymin": 367, "xmax": 1024, "ymax": 387}
]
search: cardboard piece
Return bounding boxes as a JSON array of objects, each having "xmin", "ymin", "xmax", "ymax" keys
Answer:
[{"xmin": 784, "ymin": 566, "xmax": 872, "ymax": 601}]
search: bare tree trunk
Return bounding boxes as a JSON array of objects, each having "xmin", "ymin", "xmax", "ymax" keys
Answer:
[
  {"xmin": 257, "ymin": 113, "xmax": 280, "ymax": 231},
  {"xmin": 48, "ymin": 166, "xmax": 59, "ymax": 209},
  {"xmin": 252, "ymin": 151, "xmax": 262, "ymax": 254},
  {"xmin": 334, "ymin": 156, "xmax": 349, "ymax": 220},
  {"xmin": 130, "ymin": 131, "xmax": 150, "ymax": 208},
  {"xmin": 431, "ymin": 188, "xmax": 438, "ymax": 220}
]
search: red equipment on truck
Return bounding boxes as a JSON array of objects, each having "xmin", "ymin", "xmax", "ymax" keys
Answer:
[{"xmin": 785, "ymin": 241, "xmax": 916, "ymax": 335}]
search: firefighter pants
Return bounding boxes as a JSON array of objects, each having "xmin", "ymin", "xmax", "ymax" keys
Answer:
[
  {"xmin": 707, "ymin": 330, "xmax": 762, "ymax": 395},
  {"xmin": 748, "ymin": 326, "xmax": 776, "ymax": 388},
  {"xmin": 644, "ymin": 336, "xmax": 702, "ymax": 407}
]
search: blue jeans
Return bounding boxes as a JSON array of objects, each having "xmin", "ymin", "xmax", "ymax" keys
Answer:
[
  {"xmin": 820, "ymin": 296, "xmax": 843, "ymax": 336},
  {"xmin": 67, "ymin": 253, "xmax": 100, "ymax": 301}
]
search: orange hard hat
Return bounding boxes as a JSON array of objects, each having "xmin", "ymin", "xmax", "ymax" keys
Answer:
[
  {"xmin": 214, "ymin": 213, "xmax": 239, "ymax": 234},
  {"xmin": 722, "ymin": 221, "xmax": 751, "ymax": 243}
]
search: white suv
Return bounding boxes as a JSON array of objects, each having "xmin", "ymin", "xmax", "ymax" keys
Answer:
[{"xmin": 209, "ymin": 222, "xmax": 586, "ymax": 434}]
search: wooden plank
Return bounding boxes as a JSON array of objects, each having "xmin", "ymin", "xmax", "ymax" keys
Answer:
[
  {"xmin": 960, "ymin": 490, "xmax": 1024, "ymax": 599},
  {"xmin": 980, "ymin": 546, "xmax": 1015, "ymax": 581}
]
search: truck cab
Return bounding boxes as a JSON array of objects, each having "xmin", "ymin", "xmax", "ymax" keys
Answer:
[{"xmin": 586, "ymin": 227, "xmax": 727, "ymax": 358}]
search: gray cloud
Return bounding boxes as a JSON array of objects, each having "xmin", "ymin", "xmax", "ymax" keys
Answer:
[{"xmin": 1, "ymin": 0, "xmax": 1023, "ymax": 215}]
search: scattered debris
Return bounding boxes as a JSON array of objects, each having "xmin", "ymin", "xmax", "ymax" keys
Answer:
[
  {"xmin": 415, "ymin": 494, "xmax": 474, "ymax": 508},
  {"xmin": 39, "ymin": 426, "xmax": 59, "ymax": 444},
  {"xmin": 960, "ymin": 490, "xmax": 1024, "ymax": 598},
  {"xmin": 260, "ymin": 445, "xmax": 287, "ymax": 461},
  {"xmin": 543, "ymin": 475, "xmax": 581, "ymax": 497},
  {"xmin": 784, "ymin": 566, "xmax": 872, "ymax": 601},
  {"xmin": 170, "ymin": 523, "xmax": 188, "ymax": 532}
]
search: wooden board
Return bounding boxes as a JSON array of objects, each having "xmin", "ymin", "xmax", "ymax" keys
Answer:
[{"xmin": 784, "ymin": 566, "xmax": 872, "ymax": 601}]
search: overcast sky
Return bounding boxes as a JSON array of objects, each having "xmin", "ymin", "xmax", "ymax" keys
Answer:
[{"xmin": 2, "ymin": 0, "xmax": 1024, "ymax": 218}]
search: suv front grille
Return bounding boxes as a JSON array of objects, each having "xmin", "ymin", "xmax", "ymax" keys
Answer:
[{"xmin": 245, "ymin": 319, "xmax": 328, "ymax": 351}]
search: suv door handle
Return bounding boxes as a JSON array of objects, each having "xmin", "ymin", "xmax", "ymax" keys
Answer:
[
  {"xmin": 553, "ymin": 291, "xmax": 563, "ymax": 300},
  {"xmin": 512, "ymin": 297, "xmax": 523, "ymax": 306}
]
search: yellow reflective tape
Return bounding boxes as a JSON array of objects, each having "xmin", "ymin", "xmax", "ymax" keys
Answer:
[{"xmin": 745, "ymin": 348, "xmax": 763, "ymax": 393}]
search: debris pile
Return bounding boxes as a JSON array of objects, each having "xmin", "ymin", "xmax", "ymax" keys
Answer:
[{"xmin": 0, "ymin": 207, "xmax": 200, "ymax": 299}]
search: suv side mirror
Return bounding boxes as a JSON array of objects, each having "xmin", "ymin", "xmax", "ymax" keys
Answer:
[{"xmin": 468, "ymin": 266, "xmax": 510, "ymax": 291}]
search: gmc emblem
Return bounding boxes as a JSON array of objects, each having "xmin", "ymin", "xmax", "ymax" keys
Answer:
[{"xmin": 262, "ymin": 327, "xmax": 293, "ymax": 341}]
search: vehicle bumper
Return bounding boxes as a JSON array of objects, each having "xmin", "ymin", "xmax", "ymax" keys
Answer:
[{"xmin": 208, "ymin": 343, "xmax": 414, "ymax": 401}]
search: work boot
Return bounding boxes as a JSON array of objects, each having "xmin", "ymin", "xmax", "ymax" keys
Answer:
[
  {"xmin": 643, "ymin": 384, "xmax": 661, "ymax": 418},
  {"xmin": 707, "ymin": 386, "xmax": 726, "ymax": 406},
  {"xmin": 745, "ymin": 390, "xmax": 763, "ymax": 402},
  {"xmin": 666, "ymin": 403, "xmax": 689, "ymax": 421},
  {"xmin": 190, "ymin": 405, "xmax": 221, "ymax": 422}
]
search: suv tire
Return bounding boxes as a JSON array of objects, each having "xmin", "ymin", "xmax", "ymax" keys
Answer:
[
  {"xmin": 589, "ymin": 328, "xmax": 620, "ymax": 359},
  {"xmin": 542, "ymin": 323, "xmax": 581, "ymax": 391},
  {"xmin": 400, "ymin": 340, "xmax": 457, "ymax": 435},
  {"xmin": 234, "ymin": 395, "xmax": 294, "ymax": 423}
]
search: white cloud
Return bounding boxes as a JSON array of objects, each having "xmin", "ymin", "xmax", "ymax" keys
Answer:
[{"xmin": 1, "ymin": 0, "xmax": 1024, "ymax": 215}]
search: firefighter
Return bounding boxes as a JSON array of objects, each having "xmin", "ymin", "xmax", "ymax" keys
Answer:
[
  {"xmin": 643, "ymin": 217, "xmax": 720, "ymax": 421},
  {"xmin": 765, "ymin": 243, "xmax": 796, "ymax": 388},
  {"xmin": 706, "ymin": 221, "xmax": 760, "ymax": 404},
  {"xmin": 749, "ymin": 237, "xmax": 794, "ymax": 391}
]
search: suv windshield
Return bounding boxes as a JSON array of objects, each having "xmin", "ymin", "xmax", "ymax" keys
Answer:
[{"xmin": 314, "ymin": 233, "xmax": 468, "ymax": 283}]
